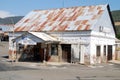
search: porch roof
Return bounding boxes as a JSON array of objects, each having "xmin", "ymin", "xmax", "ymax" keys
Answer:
[
  {"xmin": 29, "ymin": 32, "xmax": 58, "ymax": 42},
  {"xmin": 13, "ymin": 32, "xmax": 59, "ymax": 45}
]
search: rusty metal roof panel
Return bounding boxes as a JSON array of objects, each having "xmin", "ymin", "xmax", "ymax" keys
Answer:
[{"xmin": 14, "ymin": 4, "xmax": 107, "ymax": 32}]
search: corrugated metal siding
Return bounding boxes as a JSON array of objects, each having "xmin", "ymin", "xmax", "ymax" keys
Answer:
[
  {"xmin": 0, "ymin": 25, "xmax": 13, "ymax": 32},
  {"xmin": 14, "ymin": 4, "xmax": 107, "ymax": 32}
]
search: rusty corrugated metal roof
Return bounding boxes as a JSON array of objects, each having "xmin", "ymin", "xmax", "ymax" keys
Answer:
[{"xmin": 14, "ymin": 4, "xmax": 107, "ymax": 32}]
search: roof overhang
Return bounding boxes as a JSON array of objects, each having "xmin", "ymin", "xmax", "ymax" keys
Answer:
[{"xmin": 13, "ymin": 32, "xmax": 59, "ymax": 45}]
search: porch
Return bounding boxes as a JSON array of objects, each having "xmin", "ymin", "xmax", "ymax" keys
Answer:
[
  {"xmin": 11, "ymin": 32, "xmax": 73, "ymax": 63},
  {"xmin": 17, "ymin": 43, "xmax": 72, "ymax": 63}
]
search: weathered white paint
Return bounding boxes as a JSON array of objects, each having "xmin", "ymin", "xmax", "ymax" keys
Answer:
[
  {"xmin": 8, "ymin": 6, "xmax": 116, "ymax": 64},
  {"xmin": 71, "ymin": 44, "xmax": 79, "ymax": 58},
  {"xmin": 71, "ymin": 44, "xmax": 85, "ymax": 63},
  {"xmin": 92, "ymin": 8, "xmax": 115, "ymax": 37},
  {"xmin": 15, "ymin": 33, "xmax": 44, "ymax": 43},
  {"xmin": 89, "ymin": 37, "xmax": 115, "ymax": 64},
  {"xmin": 89, "ymin": 7, "xmax": 115, "ymax": 64},
  {"xmin": 71, "ymin": 44, "xmax": 79, "ymax": 62},
  {"xmin": 50, "ymin": 31, "xmax": 91, "ymax": 64},
  {"xmin": 9, "ymin": 32, "xmax": 25, "ymax": 51},
  {"xmin": 80, "ymin": 45, "xmax": 85, "ymax": 64}
]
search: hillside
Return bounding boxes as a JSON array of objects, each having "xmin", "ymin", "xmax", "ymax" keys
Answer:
[
  {"xmin": 111, "ymin": 10, "xmax": 120, "ymax": 22},
  {"xmin": 111, "ymin": 10, "xmax": 120, "ymax": 39},
  {"xmin": 0, "ymin": 16, "xmax": 23, "ymax": 25}
]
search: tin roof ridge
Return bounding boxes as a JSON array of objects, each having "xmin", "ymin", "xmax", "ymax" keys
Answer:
[{"xmin": 32, "ymin": 4, "xmax": 108, "ymax": 12}]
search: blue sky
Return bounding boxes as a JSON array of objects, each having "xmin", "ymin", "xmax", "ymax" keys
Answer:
[{"xmin": 0, "ymin": 0, "xmax": 119, "ymax": 18}]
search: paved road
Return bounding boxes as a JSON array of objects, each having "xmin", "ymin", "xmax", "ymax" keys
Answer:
[
  {"xmin": 0, "ymin": 58, "xmax": 120, "ymax": 80},
  {"xmin": 0, "ymin": 63, "xmax": 119, "ymax": 80}
]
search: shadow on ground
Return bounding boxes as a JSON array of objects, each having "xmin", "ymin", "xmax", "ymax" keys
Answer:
[{"xmin": 1, "ymin": 55, "xmax": 9, "ymax": 59}]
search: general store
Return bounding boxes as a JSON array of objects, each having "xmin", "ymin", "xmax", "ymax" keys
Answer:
[{"xmin": 9, "ymin": 4, "xmax": 116, "ymax": 64}]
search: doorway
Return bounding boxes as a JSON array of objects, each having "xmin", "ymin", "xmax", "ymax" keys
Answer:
[
  {"xmin": 96, "ymin": 45, "xmax": 101, "ymax": 63},
  {"xmin": 107, "ymin": 45, "xmax": 112, "ymax": 60},
  {"xmin": 96, "ymin": 46, "xmax": 101, "ymax": 57},
  {"xmin": 62, "ymin": 44, "xmax": 71, "ymax": 63}
]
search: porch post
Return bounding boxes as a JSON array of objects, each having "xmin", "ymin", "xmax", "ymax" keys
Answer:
[
  {"xmin": 44, "ymin": 48, "xmax": 46, "ymax": 63},
  {"xmin": 113, "ymin": 44, "xmax": 116, "ymax": 60},
  {"xmin": 11, "ymin": 41, "xmax": 15, "ymax": 63},
  {"xmin": 58, "ymin": 44, "xmax": 62, "ymax": 62},
  {"xmin": 106, "ymin": 45, "xmax": 108, "ymax": 63},
  {"xmin": 11, "ymin": 41, "xmax": 17, "ymax": 63},
  {"xmin": 80, "ymin": 45, "xmax": 85, "ymax": 64},
  {"xmin": 101, "ymin": 45, "xmax": 104, "ymax": 63}
]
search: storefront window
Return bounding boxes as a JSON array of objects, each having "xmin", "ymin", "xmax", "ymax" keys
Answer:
[
  {"xmin": 51, "ymin": 44, "xmax": 58, "ymax": 55},
  {"xmin": 96, "ymin": 46, "xmax": 101, "ymax": 57}
]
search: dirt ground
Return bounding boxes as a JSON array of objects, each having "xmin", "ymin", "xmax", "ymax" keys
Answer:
[{"xmin": 0, "ymin": 42, "xmax": 9, "ymax": 56}]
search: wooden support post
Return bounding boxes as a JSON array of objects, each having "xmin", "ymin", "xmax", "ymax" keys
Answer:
[{"xmin": 58, "ymin": 44, "xmax": 62, "ymax": 62}]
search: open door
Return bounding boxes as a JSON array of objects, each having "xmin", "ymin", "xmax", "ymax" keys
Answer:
[
  {"xmin": 96, "ymin": 45, "xmax": 101, "ymax": 63},
  {"xmin": 62, "ymin": 44, "xmax": 71, "ymax": 63},
  {"xmin": 107, "ymin": 45, "xmax": 112, "ymax": 60}
]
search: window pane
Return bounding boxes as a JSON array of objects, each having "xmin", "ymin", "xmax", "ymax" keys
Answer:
[{"xmin": 51, "ymin": 44, "xmax": 58, "ymax": 55}]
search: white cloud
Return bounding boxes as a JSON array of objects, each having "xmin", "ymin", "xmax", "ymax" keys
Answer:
[{"xmin": 0, "ymin": 10, "xmax": 15, "ymax": 18}]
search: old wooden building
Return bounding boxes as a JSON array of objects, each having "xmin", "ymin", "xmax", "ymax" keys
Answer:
[
  {"xmin": 9, "ymin": 4, "xmax": 116, "ymax": 64},
  {"xmin": 0, "ymin": 25, "xmax": 13, "ymax": 41}
]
